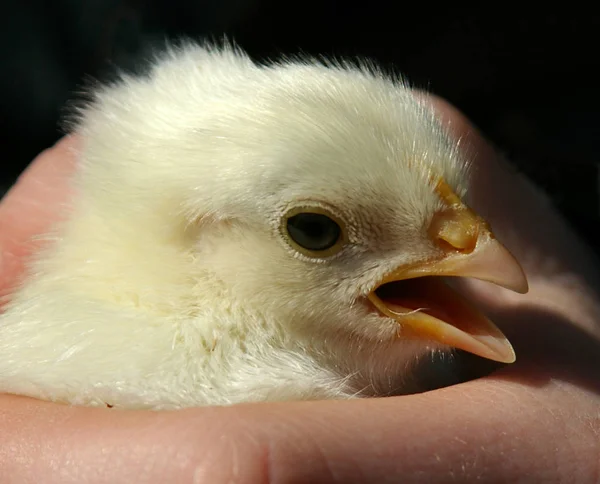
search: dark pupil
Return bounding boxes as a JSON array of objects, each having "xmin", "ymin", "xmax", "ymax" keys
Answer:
[{"xmin": 287, "ymin": 213, "xmax": 341, "ymax": 251}]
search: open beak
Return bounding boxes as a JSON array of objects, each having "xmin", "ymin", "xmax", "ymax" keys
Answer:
[{"xmin": 367, "ymin": 179, "xmax": 528, "ymax": 364}]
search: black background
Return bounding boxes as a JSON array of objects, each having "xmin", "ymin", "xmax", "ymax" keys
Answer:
[{"xmin": 2, "ymin": 2, "xmax": 599, "ymax": 250}]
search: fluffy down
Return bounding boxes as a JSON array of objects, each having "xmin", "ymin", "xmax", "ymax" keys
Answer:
[{"xmin": 0, "ymin": 43, "xmax": 475, "ymax": 409}]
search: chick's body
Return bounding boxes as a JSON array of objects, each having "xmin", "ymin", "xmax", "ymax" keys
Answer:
[{"xmin": 0, "ymin": 44, "xmax": 519, "ymax": 409}]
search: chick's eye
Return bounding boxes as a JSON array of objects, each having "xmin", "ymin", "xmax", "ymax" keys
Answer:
[{"xmin": 286, "ymin": 212, "xmax": 342, "ymax": 252}]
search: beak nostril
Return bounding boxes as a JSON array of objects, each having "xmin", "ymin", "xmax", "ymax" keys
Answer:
[
  {"xmin": 429, "ymin": 209, "xmax": 479, "ymax": 254},
  {"xmin": 431, "ymin": 178, "xmax": 480, "ymax": 253},
  {"xmin": 435, "ymin": 236, "xmax": 469, "ymax": 253}
]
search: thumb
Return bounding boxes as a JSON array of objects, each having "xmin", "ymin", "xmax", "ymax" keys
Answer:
[{"xmin": 0, "ymin": 136, "xmax": 78, "ymax": 299}]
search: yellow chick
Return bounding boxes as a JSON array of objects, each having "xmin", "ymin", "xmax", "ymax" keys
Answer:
[{"xmin": 0, "ymin": 43, "xmax": 527, "ymax": 409}]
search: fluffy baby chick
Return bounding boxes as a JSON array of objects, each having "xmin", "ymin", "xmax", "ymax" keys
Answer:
[{"xmin": 0, "ymin": 43, "xmax": 528, "ymax": 409}]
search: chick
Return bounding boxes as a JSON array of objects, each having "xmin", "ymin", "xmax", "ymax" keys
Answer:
[{"xmin": 0, "ymin": 43, "xmax": 527, "ymax": 409}]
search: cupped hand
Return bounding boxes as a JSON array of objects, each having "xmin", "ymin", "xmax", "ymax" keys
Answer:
[{"xmin": 0, "ymin": 96, "xmax": 599, "ymax": 483}]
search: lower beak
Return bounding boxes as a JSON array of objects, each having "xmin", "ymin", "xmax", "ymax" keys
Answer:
[
  {"xmin": 369, "ymin": 275, "xmax": 516, "ymax": 363},
  {"xmin": 367, "ymin": 180, "xmax": 528, "ymax": 364}
]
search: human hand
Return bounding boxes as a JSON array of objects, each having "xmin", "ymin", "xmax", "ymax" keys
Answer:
[{"xmin": 0, "ymin": 96, "xmax": 598, "ymax": 483}]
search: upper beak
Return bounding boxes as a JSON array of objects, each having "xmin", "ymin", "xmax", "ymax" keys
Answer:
[{"xmin": 367, "ymin": 179, "xmax": 528, "ymax": 364}]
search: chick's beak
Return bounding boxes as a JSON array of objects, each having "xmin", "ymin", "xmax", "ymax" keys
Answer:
[{"xmin": 367, "ymin": 180, "xmax": 528, "ymax": 364}]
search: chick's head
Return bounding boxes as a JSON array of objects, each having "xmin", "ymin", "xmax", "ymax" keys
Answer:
[{"xmin": 75, "ymin": 46, "xmax": 527, "ymax": 363}]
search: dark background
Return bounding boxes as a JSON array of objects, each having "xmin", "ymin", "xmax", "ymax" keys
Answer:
[{"xmin": 2, "ymin": 2, "xmax": 599, "ymax": 249}]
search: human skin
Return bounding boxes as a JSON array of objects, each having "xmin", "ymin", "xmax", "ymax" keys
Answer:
[{"xmin": 0, "ymin": 96, "xmax": 598, "ymax": 483}]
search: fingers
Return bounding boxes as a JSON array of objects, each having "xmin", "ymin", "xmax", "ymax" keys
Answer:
[
  {"xmin": 0, "ymin": 136, "xmax": 78, "ymax": 297},
  {"xmin": 2, "ymin": 379, "xmax": 597, "ymax": 483},
  {"xmin": 0, "ymin": 394, "xmax": 274, "ymax": 483},
  {"xmin": 233, "ymin": 380, "xmax": 598, "ymax": 484}
]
